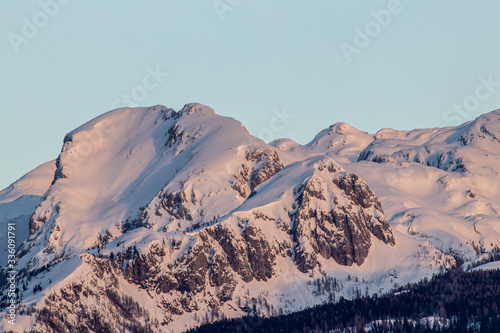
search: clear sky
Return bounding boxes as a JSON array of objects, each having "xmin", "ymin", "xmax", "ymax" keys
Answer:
[{"xmin": 2, "ymin": 1, "xmax": 500, "ymax": 189}]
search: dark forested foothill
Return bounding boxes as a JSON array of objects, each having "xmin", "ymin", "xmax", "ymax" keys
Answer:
[{"xmin": 186, "ymin": 268, "xmax": 500, "ymax": 333}]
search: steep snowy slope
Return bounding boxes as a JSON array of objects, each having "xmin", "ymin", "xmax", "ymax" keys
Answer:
[
  {"xmin": 0, "ymin": 104, "xmax": 498, "ymax": 332},
  {"xmin": 0, "ymin": 161, "xmax": 56, "ymax": 266}
]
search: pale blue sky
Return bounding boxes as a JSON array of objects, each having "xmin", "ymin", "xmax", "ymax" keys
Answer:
[{"xmin": 2, "ymin": 1, "xmax": 500, "ymax": 189}]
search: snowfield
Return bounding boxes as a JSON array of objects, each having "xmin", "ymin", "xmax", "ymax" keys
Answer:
[{"xmin": 472, "ymin": 261, "xmax": 500, "ymax": 271}]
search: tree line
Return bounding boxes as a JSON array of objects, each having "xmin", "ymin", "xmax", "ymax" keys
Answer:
[{"xmin": 187, "ymin": 268, "xmax": 500, "ymax": 333}]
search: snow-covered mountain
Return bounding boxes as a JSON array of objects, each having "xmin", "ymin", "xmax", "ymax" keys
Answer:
[{"xmin": 1, "ymin": 103, "xmax": 499, "ymax": 332}]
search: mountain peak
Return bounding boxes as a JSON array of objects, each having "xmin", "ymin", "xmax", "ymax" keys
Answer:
[
  {"xmin": 302, "ymin": 121, "xmax": 374, "ymax": 161},
  {"xmin": 327, "ymin": 121, "xmax": 358, "ymax": 134},
  {"xmin": 178, "ymin": 103, "xmax": 217, "ymax": 117}
]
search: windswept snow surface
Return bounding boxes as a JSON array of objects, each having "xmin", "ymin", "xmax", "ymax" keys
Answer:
[
  {"xmin": 0, "ymin": 161, "xmax": 56, "ymax": 266},
  {"xmin": 1, "ymin": 104, "xmax": 499, "ymax": 332}
]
